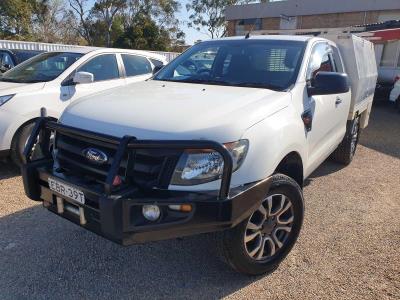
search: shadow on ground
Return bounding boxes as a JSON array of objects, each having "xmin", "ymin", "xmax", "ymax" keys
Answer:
[
  {"xmin": 0, "ymin": 206, "xmax": 258, "ymax": 299},
  {"xmin": 360, "ymin": 104, "xmax": 400, "ymax": 159},
  {"xmin": 0, "ymin": 160, "xmax": 19, "ymax": 180}
]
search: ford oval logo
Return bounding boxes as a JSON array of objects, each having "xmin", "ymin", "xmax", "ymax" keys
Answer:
[{"xmin": 83, "ymin": 148, "xmax": 108, "ymax": 165}]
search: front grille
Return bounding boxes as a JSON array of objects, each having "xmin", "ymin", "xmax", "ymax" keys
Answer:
[{"xmin": 55, "ymin": 132, "xmax": 181, "ymax": 190}]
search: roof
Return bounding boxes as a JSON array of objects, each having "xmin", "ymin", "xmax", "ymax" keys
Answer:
[
  {"xmin": 205, "ymin": 35, "xmax": 312, "ymax": 42},
  {"xmin": 44, "ymin": 47, "xmax": 168, "ymax": 61},
  {"xmin": 226, "ymin": 0, "xmax": 400, "ymax": 20}
]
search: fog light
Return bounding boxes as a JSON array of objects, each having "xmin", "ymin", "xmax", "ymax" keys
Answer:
[{"xmin": 142, "ymin": 205, "xmax": 161, "ymax": 221}]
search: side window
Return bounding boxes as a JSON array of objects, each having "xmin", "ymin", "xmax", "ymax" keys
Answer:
[
  {"xmin": 122, "ymin": 54, "xmax": 152, "ymax": 76},
  {"xmin": 307, "ymin": 43, "xmax": 334, "ymax": 80},
  {"xmin": 332, "ymin": 46, "xmax": 344, "ymax": 73},
  {"xmin": 150, "ymin": 58, "xmax": 164, "ymax": 68},
  {"xmin": 77, "ymin": 54, "xmax": 119, "ymax": 82}
]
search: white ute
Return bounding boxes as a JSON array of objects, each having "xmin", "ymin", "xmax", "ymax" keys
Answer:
[
  {"xmin": 0, "ymin": 48, "xmax": 167, "ymax": 164},
  {"xmin": 22, "ymin": 35, "xmax": 377, "ymax": 275}
]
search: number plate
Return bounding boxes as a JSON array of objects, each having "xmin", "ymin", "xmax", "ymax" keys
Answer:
[{"xmin": 48, "ymin": 178, "xmax": 85, "ymax": 204}]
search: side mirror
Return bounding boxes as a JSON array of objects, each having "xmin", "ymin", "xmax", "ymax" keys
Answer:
[
  {"xmin": 308, "ymin": 72, "xmax": 349, "ymax": 96},
  {"xmin": 153, "ymin": 65, "xmax": 164, "ymax": 74},
  {"xmin": 73, "ymin": 71, "xmax": 94, "ymax": 84}
]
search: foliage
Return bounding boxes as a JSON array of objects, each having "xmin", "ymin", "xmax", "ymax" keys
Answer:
[
  {"xmin": 186, "ymin": 0, "xmax": 252, "ymax": 38},
  {"xmin": 0, "ymin": 0, "xmax": 253, "ymax": 49}
]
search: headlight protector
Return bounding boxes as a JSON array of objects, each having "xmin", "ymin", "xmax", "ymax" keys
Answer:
[
  {"xmin": 171, "ymin": 140, "xmax": 249, "ymax": 186},
  {"xmin": 0, "ymin": 94, "xmax": 15, "ymax": 106}
]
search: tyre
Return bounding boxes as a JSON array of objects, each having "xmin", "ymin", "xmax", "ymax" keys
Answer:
[
  {"xmin": 222, "ymin": 174, "xmax": 304, "ymax": 275},
  {"xmin": 10, "ymin": 122, "xmax": 36, "ymax": 166},
  {"xmin": 330, "ymin": 115, "xmax": 361, "ymax": 165}
]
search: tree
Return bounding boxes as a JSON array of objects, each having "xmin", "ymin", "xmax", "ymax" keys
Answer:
[
  {"xmin": 34, "ymin": 0, "xmax": 81, "ymax": 44},
  {"xmin": 114, "ymin": 13, "xmax": 170, "ymax": 50},
  {"xmin": 0, "ymin": 0, "xmax": 38, "ymax": 39},
  {"xmin": 69, "ymin": 0, "xmax": 94, "ymax": 45},
  {"xmin": 186, "ymin": 0, "xmax": 251, "ymax": 38},
  {"xmin": 91, "ymin": 0, "xmax": 127, "ymax": 47}
]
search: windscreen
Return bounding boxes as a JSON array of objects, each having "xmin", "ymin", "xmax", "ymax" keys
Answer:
[
  {"xmin": 154, "ymin": 39, "xmax": 305, "ymax": 91},
  {"xmin": 0, "ymin": 52, "xmax": 83, "ymax": 83}
]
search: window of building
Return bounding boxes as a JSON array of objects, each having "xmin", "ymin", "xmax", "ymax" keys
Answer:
[{"xmin": 236, "ymin": 18, "xmax": 262, "ymax": 35}]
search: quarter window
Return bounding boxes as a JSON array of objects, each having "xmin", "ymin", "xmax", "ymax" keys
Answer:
[
  {"xmin": 307, "ymin": 43, "xmax": 334, "ymax": 80},
  {"xmin": 78, "ymin": 54, "xmax": 119, "ymax": 82},
  {"xmin": 122, "ymin": 54, "xmax": 152, "ymax": 76}
]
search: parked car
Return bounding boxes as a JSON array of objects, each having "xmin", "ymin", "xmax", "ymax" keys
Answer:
[
  {"xmin": 0, "ymin": 49, "xmax": 43, "ymax": 73},
  {"xmin": 0, "ymin": 48, "xmax": 167, "ymax": 164},
  {"xmin": 22, "ymin": 35, "xmax": 377, "ymax": 275},
  {"xmin": 389, "ymin": 75, "xmax": 400, "ymax": 111}
]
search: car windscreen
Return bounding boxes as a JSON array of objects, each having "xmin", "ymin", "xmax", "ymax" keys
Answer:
[
  {"xmin": 0, "ymin": 52, "xmax": 83, "ymax": 83},
  {"xmin": 153, "ymin": 39, "xmax": 306, "ymax": 91},
  {"xmin": 12, "ymin": 50, "xmax": 43, "ymax": 64}
]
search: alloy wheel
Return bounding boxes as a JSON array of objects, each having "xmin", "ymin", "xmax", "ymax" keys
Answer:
[{"xmin": 244, "ymin": 194, "xmax": 294, "ymax": 260}]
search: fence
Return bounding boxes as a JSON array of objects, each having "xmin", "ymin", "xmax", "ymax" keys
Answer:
[{"xmin": 0, "ymin": 40, "xmax": 180, "ymax": 62}]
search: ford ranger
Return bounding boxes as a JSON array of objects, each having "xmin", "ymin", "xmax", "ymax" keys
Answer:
[{"xmin": 21, "ymin": 35, "xmax": 377, "ymax": 275}]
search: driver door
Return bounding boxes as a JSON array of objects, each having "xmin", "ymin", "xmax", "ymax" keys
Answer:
[{"xmin": 305, "ymin": 42, "xmax": 340, "ymax": 169}]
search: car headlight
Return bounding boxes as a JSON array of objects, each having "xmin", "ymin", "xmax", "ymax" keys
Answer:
[
  {"xmin": 0, "ymin": 94, "xmax": 15, "ymax": 106},
  {"xmin": 170, "ymin": 140, "xmax": 249, "ymax": 186}
]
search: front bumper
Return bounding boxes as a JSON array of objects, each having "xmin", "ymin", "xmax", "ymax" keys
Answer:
[{"xmin": 22, "ymin": 118, "xmax": 272, "ymax": 245}]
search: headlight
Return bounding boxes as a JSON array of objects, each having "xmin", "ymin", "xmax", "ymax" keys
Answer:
[
  {"xmin": 0, "ymin": 94, "xmax": 15, "ymax": 106},
  {"xmin": 170, "ymin": 140, "xmax": 249, "ymax": 186}
]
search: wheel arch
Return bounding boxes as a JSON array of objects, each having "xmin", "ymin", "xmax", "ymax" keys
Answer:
[{"xmin": 274, "ymin": 151, "xmax": 304, "ymax": 188}]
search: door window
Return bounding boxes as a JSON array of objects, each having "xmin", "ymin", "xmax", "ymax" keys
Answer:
[
  {"xmin": 77, "ymin": 54, "xmax": 119, "ymax": 82},
  {"xmin": 122, "ymin": 54, "xmax": 152, "ymax": 76},
  {"xmin": 331, "ymin": 46, "xmax": 344, "ymax": 73},
  {"xmin": 307, "ymin": 43, "xmax": 334, "ymax": 80}
]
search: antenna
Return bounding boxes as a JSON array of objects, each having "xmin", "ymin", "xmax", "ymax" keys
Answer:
[{"xmin": 243, "ymin": 3, "xmax": 269, "ymax": 39}]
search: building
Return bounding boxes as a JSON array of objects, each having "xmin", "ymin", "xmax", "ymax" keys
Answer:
[{"xmin": 226, "ymin": 0, "xmax": 400, "ymax": 36}]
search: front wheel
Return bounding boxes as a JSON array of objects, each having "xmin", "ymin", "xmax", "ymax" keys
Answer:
[
  {"xmin": 222, "ymin": 174, "xmax": 304, "ymax": 275},
  {"xmin": 330, "ymin": 115, "xmax": 361, "ymax": 165}
]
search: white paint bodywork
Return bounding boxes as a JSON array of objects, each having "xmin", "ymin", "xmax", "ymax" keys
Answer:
[
  {"xmin": 0, "ymin": 48, "xmax": 167, "ymax": 152},
  {"xmin": 58, "ymin": 36, "xmax": 374, "ymax": 191}
]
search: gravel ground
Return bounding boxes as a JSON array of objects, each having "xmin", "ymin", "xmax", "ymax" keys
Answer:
[{"xmin": 0, "ymin": 105, "xmax": 399, "ymax": 300}]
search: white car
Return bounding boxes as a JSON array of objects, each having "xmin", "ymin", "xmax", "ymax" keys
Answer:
[
  {"xmin": 22, "ymin": 35, "xmax": 377, "ymax": 275},
  {"xmin": 389, "ymin": 75, "xmax": 400, "ymax": 110},
  {"xmin": 0, "ymin": 48, "xmax": 167, "ymax": 163}
]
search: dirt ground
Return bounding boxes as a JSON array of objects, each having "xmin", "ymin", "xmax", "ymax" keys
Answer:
[{"xmin": 0, "ymin": 104, "xmax": 399, "ymax": 299}]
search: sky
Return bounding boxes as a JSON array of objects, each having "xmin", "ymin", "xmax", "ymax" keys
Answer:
[{"xmin": 86, "ymin": 0, "xmax": 209, "ymax": 45}]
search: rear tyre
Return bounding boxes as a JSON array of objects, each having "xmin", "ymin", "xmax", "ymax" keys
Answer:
[
  {"xmin": 222, "ymin": 174, "xmax": 304, "ymax": 275},
  {"xmin": 10, "ymin": 122, "xmax": 36, "ymax": 166},
  {"xmin": 330, "ymin": 115, "xmax": 361, "ymax": 165}
]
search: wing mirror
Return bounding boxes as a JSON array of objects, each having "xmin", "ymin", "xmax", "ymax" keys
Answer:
[
  {"xmin": 73, "ymin": 71, "xmax": 94, "ymax": 84},
  {"xmin": 307, "ymin": 72, "xmax": 349, "ymax": 96},
  {"xmin": 153, "ymin": 65, "xmax": 164, "ymax": 75}
]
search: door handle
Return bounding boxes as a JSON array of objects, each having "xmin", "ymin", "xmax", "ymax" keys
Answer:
[{"xmin": 335, "ymin": 97, "xmax": 343, "ymax": 105}]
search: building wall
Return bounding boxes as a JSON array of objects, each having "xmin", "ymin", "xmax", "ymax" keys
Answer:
[{"xmin": 227, "ymin": 10, "xmax": 400, "ymax": 36}]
